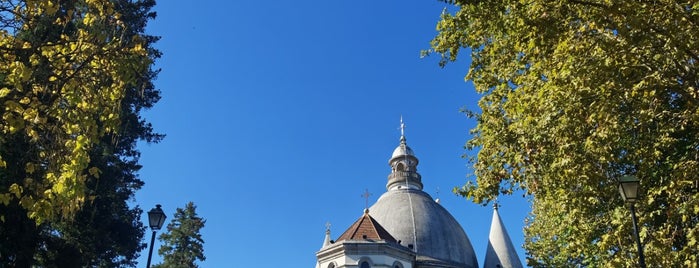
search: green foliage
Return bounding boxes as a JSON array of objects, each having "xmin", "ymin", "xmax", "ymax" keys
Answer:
[
  {"xmin": 0, "ymin": 0, "xmax": 161, "ymax": 266},
  {"xmin": 153, "ymin": 202, "xmax": 206, "ymax": 268},
  {"xmin": 429, "ymin": 0, "xmax": 699, "ymax": 266},
  {"xmin": 0, "ymin": 0, "xmax": 155, "ymax": 223}
]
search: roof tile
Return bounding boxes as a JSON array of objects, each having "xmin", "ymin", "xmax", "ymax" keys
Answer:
[{"xmin": 336, "ymin": 210, "xmax": 397, "ymax": 243}]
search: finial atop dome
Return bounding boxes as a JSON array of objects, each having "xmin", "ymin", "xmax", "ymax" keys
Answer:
[
  {"xmin": 392, "ymin": 117, "xmax": 415, "ymax": 159},
  {"xmin": 400, "ymin": 115, "xmax": 405, "ymax": 137},
  {"xmin": 398, "ymin": 115, "xmax": 409, "ymax": 146},
  {"xmin": 387, "ymin": 117, "xmax": 422, "ymax": 191}
]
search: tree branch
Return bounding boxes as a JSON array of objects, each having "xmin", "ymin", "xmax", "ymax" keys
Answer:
[{"xmin": 567, "ymin": 0, "xmax": 609, "ymax": 9}]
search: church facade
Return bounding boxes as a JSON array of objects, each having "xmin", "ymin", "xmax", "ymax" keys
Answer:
[{"xmin": 315, "ymin": 127, "xmax": 523, "ymax": 268}]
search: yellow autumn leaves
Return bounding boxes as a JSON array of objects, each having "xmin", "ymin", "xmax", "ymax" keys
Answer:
[{"xmin": 1, "ymin": 0, "xmax": 151, "ymax": 224}]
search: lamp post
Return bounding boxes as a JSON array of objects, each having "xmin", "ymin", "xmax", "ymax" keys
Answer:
[
  {"xmin": 618, "ymin": 175, "xmax": 646, "ymax": 268},
  {"xmin": 146, "ymin": 204, "xmax": 167, "ymax": 268}
]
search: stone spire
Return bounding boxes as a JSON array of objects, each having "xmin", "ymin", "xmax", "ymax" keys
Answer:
[
  {"xmin": 321, "ymin": 222, "xmax": 332, "ymax": 249},
  {"xmin": 484, "ymin": 205, "xmax": 523, "ymax": 268},
  {"xmin": 386, "ymin": 118, "xmax": 422, "ymax": 191}
]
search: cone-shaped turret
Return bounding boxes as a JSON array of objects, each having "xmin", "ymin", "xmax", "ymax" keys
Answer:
[
  {"xmin": 321, "ymin": 222, "xmax": 332, "ymax": 249},
  {"xmin": 484, "ymin": 205, "xmax": 523, "ymax": 268}
]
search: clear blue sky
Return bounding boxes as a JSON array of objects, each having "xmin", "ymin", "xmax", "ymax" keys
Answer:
[{"xmin": 133, "ymin": 1, "xmax": 530, "ymax": 267}]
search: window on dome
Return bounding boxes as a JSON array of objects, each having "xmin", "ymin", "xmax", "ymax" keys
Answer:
[{"xmin": 359, "ymin": 261, "xmax": 370, "ymax": 268}]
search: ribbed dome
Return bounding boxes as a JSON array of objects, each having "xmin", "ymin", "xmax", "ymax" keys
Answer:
[
  {"xmin": 369, "ymin": 189, "xmax": 479, "ymax": 268},
  {"xmin": 391, "ymin": 140, "xmax": 415, "ymax": 159}
]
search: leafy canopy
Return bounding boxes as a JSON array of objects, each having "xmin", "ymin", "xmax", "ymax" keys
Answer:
[
  {"xmin": 0, "ymin": 0, "xmax": 154, "ymax": 224},
  {"xmin": 0, "ymin": 0, "xmax": 162, "ymax": 266},
  {"xmin": 429, "ymin": 0, "xmax": 699, "ymax": 266}
]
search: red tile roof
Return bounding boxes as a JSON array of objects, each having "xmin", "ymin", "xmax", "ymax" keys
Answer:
[{"xmin": 336, "ymin": 210, "xmax": 397, "ymax": 243}]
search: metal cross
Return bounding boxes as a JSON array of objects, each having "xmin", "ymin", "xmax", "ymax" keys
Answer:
[
  {"xmin": 361, "ymin": 188, "xmax": 372, "ymax": 209},
  {"xmin": 399, "ymin": 116, "xmax": 406, "ymax": 136},
  {"xmin": 325, "ymin": 221, "xmax": 331, "ymax": 232}
]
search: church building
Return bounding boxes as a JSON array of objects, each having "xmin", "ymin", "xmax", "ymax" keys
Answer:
[{"xmin": 315, "ymin": 123, "xmax": 523, "ymax": 268}]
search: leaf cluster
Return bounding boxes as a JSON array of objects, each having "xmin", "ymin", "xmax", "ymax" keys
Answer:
[
  {"xmin": 430, "ymin": 0, "xmax": 699, "ymax": 266},
  {"xmin": 0, "ymin": 0, "xmax": 156, "ymax": 223},
  {"xmin": 0, "ymin": 0, "xmax": 162, "ymax": 266}
]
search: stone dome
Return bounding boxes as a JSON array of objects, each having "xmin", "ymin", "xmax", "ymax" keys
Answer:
[
  {"xmin": 391, "ymin": 141, "xmax": 415, "ymax": 159},
  {"xmin": 370, "ymin": 120, "xmax": 478, "ymax": 267},
  {"xmin": 369, "ymin": 189, "xmax": 479, "ymax": 268}
]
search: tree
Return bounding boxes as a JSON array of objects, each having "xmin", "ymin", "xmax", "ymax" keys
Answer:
[
  {"xmin": 153, "ymin": 202, "xmax": 206, "ymax": 268},
  {"xmin": 0, "ymin": 0, "xmax": 154, "ymax": 223},
  {"xmin": 0, "ymin": 0, "xmax": 161, "ymax": 266},
  {"xmin": 428, "ymin": 0, "xmax": 699, "ymax": 266}
]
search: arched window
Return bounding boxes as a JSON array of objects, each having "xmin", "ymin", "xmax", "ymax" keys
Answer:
[
  {"xmin": 396, "ymin": 162, "xmax": 405, "ymax": 172},
  {"xmin": 358, "ymin": 257, "xmax": 372, "ymax": 268},
  {"xmin": 327, "ymin": 263, "xmax": 336, "ymax": 268},
  {"xmin": 392, "ymin": 261, "xmax": 404, "ymax": 268}
]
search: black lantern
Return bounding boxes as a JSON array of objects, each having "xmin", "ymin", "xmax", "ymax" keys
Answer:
[
  {"xmin": 618, "ymin": 175, "xmax": 646, "ymax": 268},
  {"xmin": 618, "ymin": 175, "xmax": 641, "ymax": 204},
  {"xmin": 146, "ymin": 204, "xmax": 167, "ymax": 268},
  {"xmin": 148, "ymin": 204, "xmax": 167, "ymax": 230}
]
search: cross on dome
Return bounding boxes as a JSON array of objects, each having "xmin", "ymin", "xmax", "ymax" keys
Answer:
[
  {"xmin": 400, "ymin": 115, "xmax": 406, "ymax": 137},
  {"xmin": 362, "ymin": 189, "xmax": 372, "ymax": 209}
]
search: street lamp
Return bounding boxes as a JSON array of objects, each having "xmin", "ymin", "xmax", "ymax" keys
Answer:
[
  {"xmin": 618, "ymin": 175, "xmax": 646, "ymax": 268},
  {"xmin": 146, "ymin": 204, "xmax": 166, "ymax": 268}
]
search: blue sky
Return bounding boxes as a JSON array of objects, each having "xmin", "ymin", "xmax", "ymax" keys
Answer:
[{"xmin": 133, "ymin": 1, "xmax": 530, "ymax": 267}]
